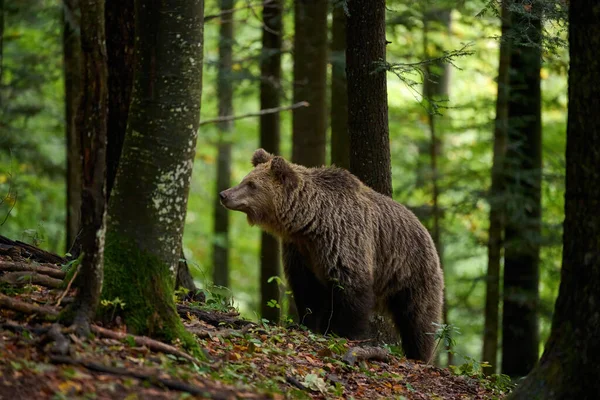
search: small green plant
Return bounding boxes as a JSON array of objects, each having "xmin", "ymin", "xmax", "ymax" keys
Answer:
[
  {"xmin": 202, "ymin": 285, "xmax": 235, "ymax": 313},
  {"xmin": 100, "ymin": 297, "xmax": 126, "ymax": 321},
  {"xmin": 266, "ymin": 299, "xmax": 280, "ymax": 309},
  {"xmin": 428, "ymin": 322, "xmax": 459, "ymax": 364}
]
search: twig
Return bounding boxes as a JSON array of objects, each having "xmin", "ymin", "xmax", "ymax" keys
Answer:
[
  {"xmin": 56, "ymin": 266, "xmax": 79, "ymax": 307},
  {"xmin": 90, "ymin": 325, "xmax": 199, "ymax": 365},
  {"xmin": 0, "ymin": 293, "xmax": 59, "ymax": 317},
  {"xmin": 199, "ymin": 101, "xmax": 308, "ymax": 126},
  {"xmin": 0, "ymin": 271, "xmax": 63, "ymax": 288},
  {"xmin": 49, "ymin": 355, "xmax": 245, "ymax": 399},
  {"xmin": 0, "ymin": 261, "xmax": 66, "ymax": 279},
  {"xmin": 342, "ymin": 346, "xmax": 390, "ymax": 366}
]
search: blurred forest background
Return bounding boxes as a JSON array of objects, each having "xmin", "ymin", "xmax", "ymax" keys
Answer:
[{"xmin": 0, "ymin": 0, "xmax": 567, "ymax": 370}]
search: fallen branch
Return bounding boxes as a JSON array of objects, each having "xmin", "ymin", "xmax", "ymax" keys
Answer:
[
  {"xmin": 178, "ymin": 304, "xmax": 256, "ymax": 329},
  {"xmin": 90, "ymin": 325, "xmax": 199, "ymax": 365},
  {"xmin": 199, "ymin": 101, "xmax": 309, "ymax": 126},
  {"xmin": 186, "ymin": 323, "xmax": 253, "ymax": 339},
  {"xmin": 0, "ymin": 322, "xmax": 50, "ymax": 335},
  {"xmin": 0, "ymin": 293, "xmax": 59, "ymax": 317},
  {"xmin": 49, "ymin": 355, "xmax": 249, "ymax": 400},
  {"xmin": 342, "ymin": 346, "xmax": 390, "ymax": 366},
  {"xmin": 0, "ymin": 271, "xmax": 63, "ymax": 288},
  {"xmin": 0, "ymin": 235, "xmax": 67, "ymax": 265},
  {"xmin": 0, "ymin": 260, "xmax": 66, "ymax": 279},
  {"xmin": 56, "ymin": 267, "xmax": 79, "ymax": 307},
  {"xmin": 286, "ymin": 375, "xmax": 308, "ymax": 391}
]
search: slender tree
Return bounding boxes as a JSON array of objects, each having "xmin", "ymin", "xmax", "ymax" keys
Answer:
[
  {"xmin": 292, "ymin": 0, "xmax": 327, "ymax": 168},
  {"xmin": 346, "ymin": 0, "xmax": 391, "ymax": 196},
  {"xmin": 101, "ymin": 0, "xmax": 204, "ymax": 345},
  {"xmin": 259, "ymin": 0, "xmax": 282, "ymax": 323},
  {"xmin": 63, "ymin": 0, "xmax": 82, "ymax": 251},
  {"xmin": 502, "ymin": 0, "xmax": 542, "ymax": 378},
  {"xmin": 508, "ymin": 2, "xmax": 600, "ymax": 397},
  {"xmin": 212, "ymin": 0, "xmax": 234, "ymax": 289},
  {"xmin": 67, "ymin": 0, "xmax": 108, "ymax": 336},
  {"xmin": 330, "ymin": 0, "xmax": 349, "ymax": 169},
  {"xmin": 482, "ymin": 0, "xmax": 511, "ymax": 375}
]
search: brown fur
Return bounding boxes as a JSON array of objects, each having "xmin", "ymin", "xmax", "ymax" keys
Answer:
[{"xmin": 220, "ymin": 148, "xmax": 444, "ymax": 361}]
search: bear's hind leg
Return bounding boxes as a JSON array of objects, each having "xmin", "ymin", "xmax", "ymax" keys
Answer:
[
  {"xmin": 388, "ymin": 287, "xmax": 440, "ymax": 362},
  {"xmin": 322, "ymin": 282, "xmax": 374, "ymax": 340}
]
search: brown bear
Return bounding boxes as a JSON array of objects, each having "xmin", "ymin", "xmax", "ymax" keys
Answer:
[{"xmin": 219, "ymin": 149, "xmax": 444, "ymax": 361}]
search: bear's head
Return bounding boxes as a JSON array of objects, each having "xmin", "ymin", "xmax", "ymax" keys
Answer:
[{"xmin": 219, "ymin": 148, "xmax": 299, "ymax": 228}]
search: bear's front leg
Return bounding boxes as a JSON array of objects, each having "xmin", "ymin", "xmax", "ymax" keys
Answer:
[
  {"xmin": 282, "ymin": 243, "xmax": 328, "ymax": 331},
  {"xmin": 320, "ymin": 277, "xmax": 375, "ymax": 340}
]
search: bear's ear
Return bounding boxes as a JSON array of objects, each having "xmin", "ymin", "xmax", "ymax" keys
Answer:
[
  {"xmin": 251, "ymin": 148, "xmax": 273, "ymax": 167},
  {"xmin": 271, "ymin": 156, "xmax": 299, "ymax": 188}
]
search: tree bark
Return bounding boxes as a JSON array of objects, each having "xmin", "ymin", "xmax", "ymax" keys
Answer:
[
  {"xmin": 482, "ymin": 0, "xmax": 511, "ymax": 375},
  {"xmin": 259, "ymin": 0, "xmax": 282, "ymax": 323},
  {"xmin": 212, "ymin": 0, "xmax": 234, "ymax": 289},
  {"xmin": 292, "ymin": 0, "xmax": 327, "ymax": 168},
  {"xmin": 508, "ymin": 2, "xmax": 600, "ymax": 397},
  {"xmin": 502, "ymin": 0, "xmax": 542, "ymax": 378},
  {"xmin": 105, "ymin": 0, "xmax": 134, "ymax": 199},
  {"xmin": 101, "ymin": 0, "xmax": 204, "ymax": 346},
  {"xmin": 63, "ymin": 0, "xmax": 82, "ymax": 252},
  {"xmin": 346, "ymin": 0, "xmax": 391, "ymax": 196},
  {"xmin": 330, "ymin": 1, "xmax": 349, "ymax": 170},
  {"xmin": 67, "ymin": 0, "xmax": 108, "ymax": 336},
  {"xmin": 423, "ymin": 6, "xmax": 452, "ymax": 366}
]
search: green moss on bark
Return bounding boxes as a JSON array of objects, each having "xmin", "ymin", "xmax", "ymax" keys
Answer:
[{"xmin": 101, "ymin": 231, "xmax": 198, "ymax": 352}]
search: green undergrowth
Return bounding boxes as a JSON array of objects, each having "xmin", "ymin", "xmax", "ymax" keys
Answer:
[{"xmin": 101, "ymin": 231, "xmax": 200, "ymax": 355}]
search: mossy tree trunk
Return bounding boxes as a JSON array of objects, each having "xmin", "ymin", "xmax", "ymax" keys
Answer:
[
  {"xmin": 502, "ymin": 0, "xmax": 542, "ymax": 378},
  {"xmin": 346, "ymin": 0, "xmax": 391, "ymax": 196},
  {"xmin": 292, "ymin": 0, "xmax": 327, "ymax": 168},
  {"xmin": 68, "ymin": 0, "xmax": 108, "ymax": 336},
  {"xmin": 63, "ymin": 0, "xmax": 82, "ymax": 252},
  {"xmin": 482, "ymin": 0, "xmax": 511, "ymax": 375},
  {"xmin": 508, "ymin": 2, "xmax": 600, "ymax": 397},
  {"xmin": 259, "ymin": 0, "xmax": 282, "ymax": 323},
  {"xmin": 330, "ymin": 0, "xmax": 349, "ymax": 170},
  {"xmin": 102, "ymin": 0, "xmax": 204, "ymax": 346},
  {"xmin": 212, "ymin": 0, "xmax": 234, "ymax": 289}
]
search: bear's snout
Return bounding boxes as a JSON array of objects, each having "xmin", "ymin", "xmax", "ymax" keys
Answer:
[{"xmin": 219, "ymin": 191, "xmax": 228, "ymax": 201}]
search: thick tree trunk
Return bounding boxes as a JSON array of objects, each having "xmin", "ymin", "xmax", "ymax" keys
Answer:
[
  {"xmin": 502, "ymin": 0, "xmax": 542, "ymax": 378},
  {"xmin": 482, "ymin": 0, "xmax": 511, "ymax": 375},
  {"xmin": 292, "ymin": 0, "xmax": 327, "ymax": 168},
  {"xmin": 212, "ymin": 0, "xmax": 233, "ymax": 289},
  {"xmin": 346, "ymin": 0, "xmax": 391, "ymax": 196},
  {"xmin": 508, "ymin": 2, "xmax": 600, "ymax": 397},
  {"xmin": 259, "ymin": 0, "xmax": 282, "ymax": 323},
  {"xmin": 423, "ymin": 6, "xmax": 451, "ymax": 366},
  {"xmin": 63, "ymin": 0, "xmax": 82, "ymax": 252},
  {"xmin": 67, "ymin": 0, "xmax": 108, "ymax": 336},
  {"xmin": 102, "ymin": 0, "xmax": 204, "ymax": 346},
  {"xmin": 330, "ymin": 1, "xmax": 349, "ymax": 170},
  {"xmin": 105, "ymin": 0, "xmax": 134, "ymax": 199}
]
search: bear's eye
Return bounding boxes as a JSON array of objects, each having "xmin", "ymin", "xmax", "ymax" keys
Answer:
[{"xmin": 247, "ymin": 181, "xmax": 257, "ymax": 190}]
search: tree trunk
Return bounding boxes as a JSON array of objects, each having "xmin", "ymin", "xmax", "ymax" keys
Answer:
[
  {"xmin": 67, "ymin": 0, "xmax": 108, "ymax": 336},
  {"xmin": 502, "ymin": 0, "xmax": 542, "ymax": 378},
  {"xmin": 508, "ymin": 2, "xmax": 600, "ymax": 397},
  {"xmin": 63, "ymin": 0, "xmax": 82, "ymax": 252},
  {"xmin": 346, "ymin": 0, "xmax": 391, "ymax": 196},
  {"xmin": 330, "ymin": 1, "xmax": 349, "ymax": 170},
  {"xmin": 105, "ymin": 0, "xmax": 134, "ymax": 198},
  {"xmin": 212, "ymin": 0, "xmax": 233, "ymax": 289},
  {"xmin": 423, "ymin": 6, "xmax": 451, "ymax": 366},
  {"xmin": 292, "ymin": 0, "xmax": 327, "ymax": 168},
  {"xmin": 482, "ymin": 0, "xmax": 511, "ymax": 375},
  {"xmin": 259, "ymin": 0, "xmax": 282, "ymax": 323},
  {"xmin": 101, "ymin": 0, "xmax": 204, "ymax": 347}
]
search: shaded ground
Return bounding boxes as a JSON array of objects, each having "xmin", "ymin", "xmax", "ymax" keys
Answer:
[{"xmin": 0, "ymin": 236, "xmax": 509, "ymax": 399}]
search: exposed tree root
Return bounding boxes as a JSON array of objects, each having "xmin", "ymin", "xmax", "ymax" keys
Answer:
[
  {"xmin": 0, "ymin": 293, "xmax": 59, "ymax": 317},
  {"xmin": 178, "ymin": 304, "xmax": 256, "ymax": 329},
  {"xmin": 0, "ymin": 260, "xmax": 66, "ymax": 279},
  {"xmin": 47, "ymin": 323, "xmax": 71, "ymax": 355},
  {"xmin": 49, "ymin": 355, "xmax": 264, "ymax": 400},
  {"xmin": 90, "ymin": 324, "xmax": 200, "ymax": 365},
  {"xmin": 0, "ymin": 271, "xmax": 63, "ymax": 288},
  {"xmin": 342, "ymin": 346, "xmax": 390, "ymax": 366}
]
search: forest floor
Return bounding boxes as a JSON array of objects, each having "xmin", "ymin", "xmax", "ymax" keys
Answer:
[{"xmin": 0, "ymin": 236, "xmax": 509, "ymax": 400}]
